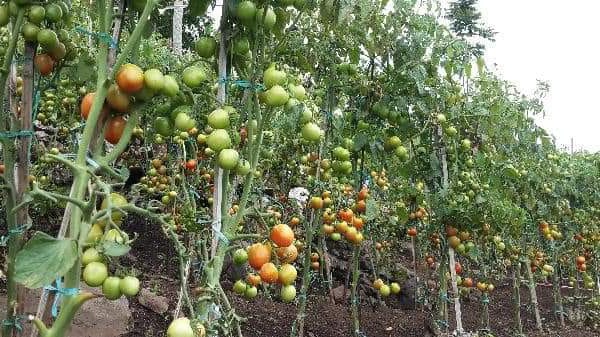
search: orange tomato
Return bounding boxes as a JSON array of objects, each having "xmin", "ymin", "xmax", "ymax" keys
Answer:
[
  {"xmin": 407, "ymin": 227, "xmax": 417, "ymax": 237},
  {"xmin": 246, "ymin": 273, "xmax": 261, "ymax": 287},
  {"xmin": 352, "ymin": 217, "xmax": 364, "ymax": 230},
  {"xmin": 259, "ymin": 262, "xmax": 279, "ymax": 284},
  {"xmin": 106, "ymin": 84, "xmax": 131, "ymax": 113},
  {"xmin": 270, "ymin": 224, "xmax": 295, "ymax": 247},
  {"xmin": 248, "ymin": 243, "xmax": 271, "ymax": 270},
  {"xmin": 116, "ymin": 63, "xmax": 144, "ymax": 94},
  {"xmin": 276, "ymin": 244, "xmax": 298, "ymax": 263},
  {"xmin": 355, "ymin": 200, "xmax": 366, "ymax": 213},
  {"xmin": 80, "ymin": 92, "xmax": 95, "ymax": 119}
]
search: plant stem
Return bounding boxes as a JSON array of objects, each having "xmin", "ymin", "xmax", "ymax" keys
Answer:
[
  {"xmin": 512, "ymin": 264, "xmax": 523, "ymax": 335},
  {"xmin": 524, "ymin": 258, "xmax": 543, "ymax": 332}
]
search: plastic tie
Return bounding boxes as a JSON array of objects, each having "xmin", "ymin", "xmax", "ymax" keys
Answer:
[
  {"xmin": 0, "ymin": 224, "xmax": 31, "ymax": 246},
  {"xmin": 211, "ymin": 221, "xmax": 229, "ymax": 244},
  {"xmin": 219, "ymin": 77, "xmax": 265, "ymax": 92},
  {"xmin": 43, "ymin": 278, "xmax": 80, "ymax": 318},
  {"xmin": 439, "ymin": 292, "xmax": 452, "ymax": 303},
  {"xmin": 1, "ymin": 316, "xmax": 24, "ymax": 332},
  {"xmin": 436, "ymin": 319, "xmax": 449, "ymax": 328},
  {"xmin": 74, "ymin": 27, "xmax": 117, "ymax": 48},
  {"xmin": 481, "ymin": 296, "xmax": 490, "ymax": 304},
  {"xmin": 0, "ymin": 130, "xmax": 34, "ymax": 139}
]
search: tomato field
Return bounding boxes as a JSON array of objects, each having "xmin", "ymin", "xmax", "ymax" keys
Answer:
[{"xmin": 0, "ymin": 0, "xmax": 598, "ymax": 336}]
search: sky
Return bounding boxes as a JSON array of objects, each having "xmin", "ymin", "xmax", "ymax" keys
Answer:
[{"xmin": 474, "ymin": 0, "xmax": 600, "ymax": 152}]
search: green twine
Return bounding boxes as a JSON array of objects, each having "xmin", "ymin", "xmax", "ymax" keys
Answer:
[
  {"xmin": 436, "ymin": 319, "xmax": 449, "ymax": 328},
  {"xmin": 0, "ymin": 224, "xmax": 30, "ymax": 246},
  {"xmin": 481, "ymin": 296, "xmax": 490, "ymax": 304},
  {"xmin": 211, "ymin": 221, "xmax": 229, "ymax": 244},
  {"xmin": 74, "ymin": 26, "xmax": 117, "ymax": 48},
  {"xmin": 1, "ymin": 316, "xmax": 24, "ymax": 332},
  {"xmin": 0, "ymin": 130, "xmax": 34, "ymax": 139},
  {"xmin": 219, "ymin": 77, "xmax": 265, "ymax": 92},
  {"xmin": 439, "ymin": 292, "xmax": 452, "ymax": 303}
]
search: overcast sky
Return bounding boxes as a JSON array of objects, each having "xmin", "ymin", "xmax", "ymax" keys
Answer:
[{"xmin": 475, "ymin": 0, "xmax": 600, "ymax": 152}]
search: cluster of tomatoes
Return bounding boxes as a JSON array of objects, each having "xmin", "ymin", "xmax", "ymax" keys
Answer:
[
  {"xmin": 138, "ymin": 158, "xmax": 180, "ymax": 198},
  {"xmin": 13, "ymin": 1, "xmax": 78, "ymax": 77},
  {"xmin": 232, "ymin": 221, "xmax": 300, "ymax": 303},
  {"xmin": 383, "ymin": 135, "xmax": 409, "ymax": 162},
  {"xmin": 319, "ymin": 187, "xmax": 369, "ymax": 245},
  {"xmin": 81, "ymin": 193, "xmax": 140, "ymax": 300},
  {"xmin": 529, "ymin": 251, "xmax": 553, "ymax": 276},
  {"xmin": 80, "ymin": 63, "xmax": 180, "ymax": 145},
  {"xmin": 446, "ymin": 226, "xmax": 477, "ymax": 256},
  {"xmin": 372, "ymin": 278, "xmax": 401, "ymax": 297},
  {"xmin": 369, "ymin": 169, "xmax": 391, "ymax": 190},
  {"xmin": 538, "ymin": 221, "xmax": 563, "ymax": 240}
]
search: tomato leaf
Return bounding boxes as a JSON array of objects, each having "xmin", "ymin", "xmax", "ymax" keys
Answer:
[
  {"xmin": 365, "ymin": 199, "xmax": 379, "ymax": 221},
  {"xmin": 14, "ymin": 232, "xmax": 77, "ymax": 289},
  {"xmin": 101, "ymin": 241, "xmax": 131, "ymax": 257}
]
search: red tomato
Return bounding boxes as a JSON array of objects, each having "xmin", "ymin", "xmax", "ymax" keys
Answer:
[{"xmin": 104, "ymin": 116, "xmax": 127, "ymax": 144}]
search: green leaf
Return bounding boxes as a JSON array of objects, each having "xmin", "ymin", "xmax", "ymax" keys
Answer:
[
  {"xmin": 15, "ymin": 232, "xmax": 78, "ymax": 289},
  {"xmin": 353, "ymin": 134, "xmax": 368, "ymax": 151},
  {"xmin": 101, "ymin": 241, "xmax": 131, "ymax": 257},
  {"xmin": 76, "ymin": 53, "xmax": 95, "ymax": 83},
  {"xmin": 365, "ymin": 199, "xmax": 379, "ymax": 221}
]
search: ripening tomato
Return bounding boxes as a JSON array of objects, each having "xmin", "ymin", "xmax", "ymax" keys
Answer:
[
  {"xmin": 34, "ymin": 53, "xmax": 54, "ymax": 76},
  {"xmin": 116, "ymin": 63, "xmax": 145, "ymax": 94},
  {"xmin": 185, "ymin": 159, "xmax": 197, "ymax": 171},
  {"xmin": 106, "ymin": 84, "xmax": 131, "ymax": 113},
  {"xmin": 104, "ymin": 115, "xmax": 127, "ymax": 144}
]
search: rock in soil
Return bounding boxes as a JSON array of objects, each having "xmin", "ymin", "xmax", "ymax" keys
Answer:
[{"xmin": 137, "ymin": 288, "xmax": 169, "ymax": 314}]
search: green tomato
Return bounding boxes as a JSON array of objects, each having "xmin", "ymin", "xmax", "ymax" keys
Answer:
[
  {"xmin": 167, "ymin": 318, "xmax": 194, "ymax": 337},
  {"xmin": 280, "ymin": 285, "xmax": 296, "ymax": 303},
  {"xmin": 263, "ymin": 66, "xmax": 286, "ymax": 89},
  {"xmin": 83, "ymin": 261, "xmax": 108, "ymax": 287},
  {"xmin": 218, "ymin": 149, "xmax": 239, "ymax": 170},
  {"xmin": 255, "ymin": 7, "xmax": 276, "ymax": 29},
  {"xmin": 102, "ymin": 276, "xmax": 122, "ymax": 300},
  {"xmin": 236, "ymin": 0, "xmax": 256, "ymax": 23},
  {"xmin": 232, "ymin": 36, "xmax": 250, "ymax": 55},
  {"xmin": 144, "ymin": 69, "xmax": 165, "ymax": 91},
  {"xmin": 182, "ymin": 66, "xmax": 206, "ymax": 88},
  {"xmin": 206, "ymin": 129, "xmax": 232, "ymax": 152},
  {"xmin": 37, "ymin": 29, "xmax": 59, "ymax": 50},
  {"xmin": 379, "ymin": 284, "xmax": 391, "ymax": 297},
  {"xmin": 207, "ymin": 108, "xmax": 230, "ymax": 129},
  {"xmin": 235, "ymin": 159, "xmax": 251, "ymax": 176},
  {"xmin": 195, "ymin": 36, "xmax": 216, "ymax": 58},
  {"xmin": 301, "ymin": 122, "xmax": 321, "ymax": 142},
  {"xmin": 174, "ymin": 113, "xmax": 196, "ymax": 132},
  {"xmin": 390, "ymin": 282, "xmax": 401, "ymax": 294},
  {"xmin": 332, "ymin": 146, "xmax": 350, "ymax": 161},
  {"xmin": 244, "ymin": 286, "xmax": 258, "ymax": 299},
  {"xmin": 22, "ymin": 22, "xmax": 40, "ymax": 41},
  {"xmin": 233, "ymin": 248, "xmax": 248, "ymax": 265},
  {"xmin": 289, "ymin": 84, "xmax": 306, "ymax": 101},
  {"xmin": 100, "ymin": 192, "xmax": 128, "ymax": 223},
  {"xmin": 233, "ymin": 280, "xmax": 247, "ymax": 295},
  {"xmin": 44, "ymin": 3, "xmax": 63, "ymax": 23},
  {"xmin": 28, "ymin": 5, "xmax": 45, "ymax": 24},
  {"xmin": 161, "ymin": 75, "xmax": 180, "ymax": 97},
  {"xmin": 154, "ymin": 117, "xmax": 173, "ymax": 137},
  {"xmin": 119, "ymin": 276, "xmax": 140, "ymax": 297},
  {"xmin": 264, "ymin": 85, "xmax": 289, "ymax": 107},
  {"xmin": 299, "ymin": 109, "xmax": 312, "ymax": 123},
  {"xmin": 82, "ymin": 247, "xmax": 103, "ymax": 266}
]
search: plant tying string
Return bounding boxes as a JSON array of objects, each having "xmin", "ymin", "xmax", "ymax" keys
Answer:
[
  {"xmin": 481, "ymin": 294, "xmax": 490, "ymax": 304},
  {"xmin": 0, "ymin": 223, "xmax": 31, "ymax": 246},
  {"xmin": 439, "ymin": 292, "xmax": 453, "ymax": 303},
  {"xmin": 43, "ymin": 277, "xmax": 80, "ymax": 318},
  {"xmin": 211, "ymin": 220, "xmax": 229, "ymax": 244},
  {"xmin": 0, "ymin": 130, "xmax": 34, "ymax": 139},
  {"xmin": 218, "ymin": 77, "xmax": 265, "ymax": 92},
  {"xmin": 74, "ymin": 26, "xmax": 118, "ymax": 49}
]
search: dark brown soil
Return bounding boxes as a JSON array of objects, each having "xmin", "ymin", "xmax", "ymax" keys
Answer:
[{"xmin": 118, "ymin": 214, "xmax": 599, "ymax": 337}]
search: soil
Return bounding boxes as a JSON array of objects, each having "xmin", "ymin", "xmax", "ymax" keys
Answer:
[{"xmin": 2, "ymin": 215, "xmax": 599, "ymax": 337}]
